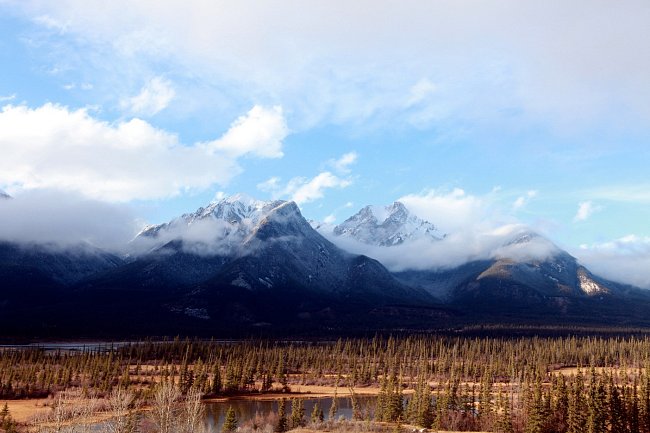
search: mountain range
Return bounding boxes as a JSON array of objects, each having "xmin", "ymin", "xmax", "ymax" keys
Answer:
[{"xmin": 1, "ymin": 194, "xmax": 649, "ymax": 338}]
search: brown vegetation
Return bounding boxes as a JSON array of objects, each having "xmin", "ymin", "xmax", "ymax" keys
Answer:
[{"xmin": 2, "ymin": 335, "xmax": 650, "ymax": 432}]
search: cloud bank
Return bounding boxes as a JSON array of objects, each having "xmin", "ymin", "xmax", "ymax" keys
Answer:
[
  {"xmin": 577, "ymin": 236, "xmax": 650, "ymax": 289},
  {"xmin": 0, "ymin": 189, "xmax": 138, "ymax": 250},
  {"xmin": 0, "ymin": 103, "xmax": 288, "ymax": 202},
  {"xmin": 321, "ymin": 222, "xmax": 558, "ymax": 272}
]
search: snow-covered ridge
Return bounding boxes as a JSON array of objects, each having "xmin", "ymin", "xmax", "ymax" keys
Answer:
[
  {"xmin": 138, "ymin": 194, "xmax": 286, "ymax": 238},
  {"xmin": 332, "ymin": 201, "xmax": 442, "ymax": 246},
  {"xmin": 131, "ymin": 194, "xmax": 294, "ymax": 256}
]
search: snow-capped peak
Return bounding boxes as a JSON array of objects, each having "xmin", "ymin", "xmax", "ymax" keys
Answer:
[
  {"xmin": 135, "ymin": 194, "xmax": 288, "ymax": 242},
  {"xmin": 191, "ymin": 194, "xmax": 283, "ymax": 224},
  {"xmin": 332, "ymin": 201, "xmax": 442, "ymax": 246}
]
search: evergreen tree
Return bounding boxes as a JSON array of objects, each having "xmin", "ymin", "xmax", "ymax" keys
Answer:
[
  {"xmin": 222, "ymin": 406, "xmax": 238, "ymax": 432},
  {"xmin": 586, "ymin": 372, "xmax": 607, "ymax": 433},
  {"xmin": 494, "ymin": 386, "xmax": 514, "ymax": 433},
  {"xmin": 568, "ymin": 370, "xmax": 587, "ymax": 433},
  {"xmin": 275, "ymin": 398, "xmax": 288, "ymax": 433},
  {"xmin": 609, "ymin": 379, "xmax": 626, "ymax": 433},
  {"xmin": 311, "ymin": 402, "xmax": 324, "ymax": 424},
  {"xmin": 524, "ymin": 373, "xmax": 545, "ymax": 433},
  {"xmin": 329, "ymin": 386, "xmax": 339, "ymax": 421},
  {"xmin": 290, "ymin": 398, "xmax": 305, "ymax": 428},
  {"xmin": 554, "ymin": 374, "xmax": 570, "ymax": 433},
  {"xmin": 211, "ymin": 364, "xmax": 222, "ymax": 395},
  {"xmin": 629, "ymin": 379, "xmax": 641, "ymax": 433}
]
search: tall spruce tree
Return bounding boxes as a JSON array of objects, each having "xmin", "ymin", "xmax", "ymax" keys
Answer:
[
  {"xmin": 275, "ymin": 399, "xmax": 287, "ymax": 433},
  {"xmin": 568, "ymin": 370, "xmax": 587, "ymax": 433},
  {"xmin": 222, "ymin": 406, "xmax": 238, "ymax": 432}
]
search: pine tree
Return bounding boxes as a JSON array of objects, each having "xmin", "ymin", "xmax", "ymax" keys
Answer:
[
  {"xmin": 630, "ymin": 378, "xmax": 641, "ymax": 433},
  {"xmin": 568, "ymin": 370, "xmax": 587, "ymax": 433},
  {"xmin": 609, "ymin": 379, "xmax": 626, "ymax": 433},
  {"xmin": 222, "ymin": 406, "xmax": 238, "ymax": 432},
  {"xmin": 524, "ymin": 373, "xmax": 545, "ymax": 433},
  {"xmin": 554, "ymin": 374, "xmax": 570, "ymax": 433},
  {"xmin": 275, "ymin": 399, "xmax": 288, "ymax": 433},
  {"xmin": 329, "ymin": 386, "xmax": 339, "ymax": 421},
  {"xmin": 211, "ymin": 364, "xmax": 222, "ymax": 395},
  {"xmin": 586, "ymin": 372, "xmax": 607, "ymax": 433},
  {"xmin": 494, "ymin": 386, "xmax": 514, "ymax": 433},
  {"xmin": 290, "ymin": 398, "xmax": 305, "ymax": 428},
  {"xmin": 311, "ymin": 402, "xmax": 324, "ymax": 424}
]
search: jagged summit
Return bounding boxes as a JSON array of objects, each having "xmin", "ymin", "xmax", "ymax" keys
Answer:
[
  {"xmin": 136, "ymin": 194, "xmax": 289, "ymax": 241},
  {"xmin": 333, "ymin": 201, "xmax": 442, "ymax": 246}
]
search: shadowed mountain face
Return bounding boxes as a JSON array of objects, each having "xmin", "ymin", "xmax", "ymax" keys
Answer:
[
  {"xmin": 2, "ymin": 195, "xmax": 650, "ymax": 338},
  {"xmin": 0, "ymin": 197, "xmax": 438, "ymax": 337}
]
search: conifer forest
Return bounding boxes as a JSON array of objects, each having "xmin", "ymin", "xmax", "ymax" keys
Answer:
[{"xmin": 2, "ymin": 335, "xmax": 650, "ymax": 432}]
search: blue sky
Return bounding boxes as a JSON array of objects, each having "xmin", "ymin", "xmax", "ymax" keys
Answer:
[{"xmin": 1, "ymin": 1, "xmax": 650, "ymax": 286}]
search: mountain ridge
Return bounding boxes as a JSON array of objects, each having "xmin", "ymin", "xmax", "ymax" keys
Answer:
[{"xmin": 1, "ymin": 193, "xmax": 650, "ymax": 337}]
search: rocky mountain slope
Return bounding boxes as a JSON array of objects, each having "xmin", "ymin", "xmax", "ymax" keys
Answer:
[
  {"xmin": 328, "ymin": 202, "xmax": 650, "ymax": 325},
  {"xmin": 2, "ymin": 194, "xmax": 650, "ymax": 337}
]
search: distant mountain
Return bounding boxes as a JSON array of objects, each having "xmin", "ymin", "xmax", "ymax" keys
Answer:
[
  {"xmin": 393, "ymin": 229, "xmax": 650, "ymax": 324},
  {"xmin": 332, "ymin": 201, "xmax": 442, "ymax": 246},
  {"xmin": 68, "ymin": 196, "xmax": 439, "ymax": 335},
  {"xmin": 135, "ymin": 193, "xmax": 283, "ymax": 251},
  {"xmin": 2, "ymin": 194, "xmax": 650, "ymax": 337},
  {"xmin": 328, "ymin": 202, "xmax": 650, "ymax": 325},
  {"xmin": 0, "ymin": 241, "xmax": 123, "ymax": 286}
]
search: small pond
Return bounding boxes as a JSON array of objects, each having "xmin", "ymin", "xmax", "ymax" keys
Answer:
[{"xmin": 204, "ymin": 395, "xmax": 378, "ymax": 431}]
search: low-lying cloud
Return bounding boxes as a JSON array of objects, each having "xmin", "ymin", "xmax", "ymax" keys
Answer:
[
  {"xmin": 576, "ymin": 235, "xmax": 650, "ymax": 289},
  {"xmin": 0, "ymin": 190, "xmax": 138, "ymax": 251},
  {"xmin": 131, "ymin": 218, "xmax": 249, "ymax": 257},
  {"xmin": 321, "ymin": 222, "xmax": 558, "ymax": 272}
]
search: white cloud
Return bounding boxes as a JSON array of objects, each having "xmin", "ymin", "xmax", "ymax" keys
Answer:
[
  {"xmin": 513, "ymin": 190, "xmax": 538, "ymax": 210},
  {"xmin": 321, "ymin": 222, "xmax": 554, "ymax": 271},
  {"xmin": 323, "ymin": 214, "xmax": 336, "ymax": 224},
  {"xmin": 573, "ymin": 201, "xmax": 601, "ymax": 222},
  {"xmin": 319, "ymin": 187, "xmax": 562, "ymax": 271},
  {"xmin": 329, "ymin": 151, "xmax": 358, "ymax": 173},
  {"xmin": 0, "ymin": 94, "xmax": 17, "ymax": 102},
  {"xmin": 0, "ymin": 189, "xmax": 138, "ymax": 250},
  {"xmin": 0, "ymin": 103, "xmax": 288, "ymax": 202},
  {"xmin": 398, "ymin": 188, "xmax": 492, "ymax": 234},
  {"xmin": 288, "ymin": 172, "xmax": 352, "ymax": 205},
  {"xmin": 406, "ymin": 78, "xmax": 437, "ymax": 107},
  {"xmin": 203, "ymin": 106, "xmax": 287, "ymax": 159},
  {"xmin": 576, "ymin": 235, "xmax": 650, "ymax": 289},
  {"xmin": 257, "ymin": 176, "xmax": 282, "ymax": 193},
  {"xmin": 122, "ymin": 76, "xmax": 175, "ymax": 116},
  {"xmin": 585, "ymin": 184, "xmax": 650, "ymax": 203},
  {"xmin": 259, "ymin": 172, "xmax": 352, "ymax": 205},
  {"xmin": 11, "ymin": 1, "xmax": 650, "ymax": 129}
]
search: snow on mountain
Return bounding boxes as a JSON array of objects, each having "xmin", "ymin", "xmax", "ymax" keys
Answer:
[
  {"xmin": 332, "ymin": 201, "xmax": 442, "ymax": 246},
  {"xmin": 132, "ymin": 194, "xmax": 287, "ymax": 255}
]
